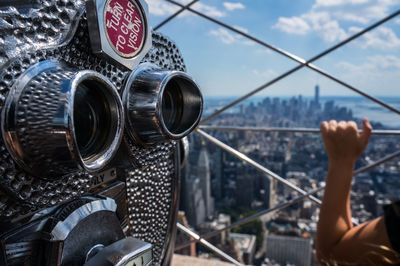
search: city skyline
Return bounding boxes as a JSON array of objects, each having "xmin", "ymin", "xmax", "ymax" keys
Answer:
[
  {"xmin": 146, "ymin": 1, "xmax": 400, "ymax": 264},
  {"xmin": 148, "ymin": 0, "xmax": 400, "ymax": 97},
  {"xmin": 202, "ymin": 85, "xmax": 400, "ymax": 127},
  {"xmin": 177, "ymin": 85, "xmax": 400, "ymax": 264}
]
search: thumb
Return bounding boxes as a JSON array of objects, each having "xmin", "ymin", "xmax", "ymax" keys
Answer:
[{"xmin": 360, "ymin": 119, "xmax": 372, "ymax": 145}]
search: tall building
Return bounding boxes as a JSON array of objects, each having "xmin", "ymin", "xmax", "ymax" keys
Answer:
[
  {"xmin": 265, "ymin": 235, "xmax": 312, "ymax": 266},
  {"xmin": 181, "ymin": 136, "xmax": 211, "ymax": 226},
  {"xmin": 236, "ymin": 167, "xmax": 255, "ymax": 208},
  {"xmin": 198, "ymin": 143, "xmax": 215, "ymax": 219},
  {"xmin": 183, "ymin": 164, "xmax": 207, "ymax": 226},
  {"xmin": 314, "ymin": 84, "xmax": 320, "ymax": 105},
  {"xmin": 211, "ymin": 148, "xmax": 223, "ymax": 204}
]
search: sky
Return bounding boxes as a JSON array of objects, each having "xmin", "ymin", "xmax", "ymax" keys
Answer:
[{"xmin": 146, "ymin": 0, "xmax": 400, "ymax": 98}]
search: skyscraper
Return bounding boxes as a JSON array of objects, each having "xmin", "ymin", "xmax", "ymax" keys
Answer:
[
  {"xmin": 182, "ymin": 157, "xmax": 207, "ymax": 226},
  {"xmin": 211, "ymin": 148, "xmax": 223, "ymax": 203},
  {"xmin": 266, "ymin": 235, "xmax": 312, "ymax": 266},
  {"xmin": 314, "ymin": 84, "xmax": 320, "ymax": 105},
  {"xmin": 198, "ymin": 143, "xmax": 215, "ymax": 219}
]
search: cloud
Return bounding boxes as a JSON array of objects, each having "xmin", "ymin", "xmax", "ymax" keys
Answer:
[
  {"xmin": 252, "ymin": 69, "xmax": 278, "ymax": 79},
  {"xmin": 334, "ymin": 55, "xmax": 400, "ymax": 95},
  {"xmin": 147, "ymin": 0, "xmax": 179, "ymax": 16},
  {"xmin": 333, "ymin": 12, "xmax": 370, "ymax": 24},
  {"xmin": 315, "ymin": 0, "xmax": 399, "ymax": 24},
  {"xmin": 367, "ymin": 55, "xmax": 400, "ymax": 69},
  {"xmin": 314, "ymin": 0, "xmax": 369, "ymax": 8},
  {"xmin": 223, "ymin": 2, "xmax": 245, "ymax": 11},
  {"xmin": 305, "ymin": 11, "xmax": 347, "ymax": 42},
  {"xmin": 146, "ymin": 0, "xmax": 225, "ymax": 18},
  {"xmin": 195, "ymin": 2, "xmax": 226, "ymax": 17},
  {"xmin": 208, "ymin": 26, "xmax": 254, "ymax": 45},
  {"xmin": 209, "ymin": 28, "xmax": 237, "ymax": 44},
  {"xmin": 273, "ymin": 11, "xmax": 347, "ymax": 42},
  {"xmin": 349, "ymin": 26, "xmax": 400, "ymax": 49},
  {"xmin": 336, "ymin": 55, "xmax": 400, "ymax": 79},
  {"xmin": 273, "ymin": 17, "xmax": 310, "ymax": 35},
  {"xmin": 272, "ymin": 0, "xmax": 400, "ymax": 46}
]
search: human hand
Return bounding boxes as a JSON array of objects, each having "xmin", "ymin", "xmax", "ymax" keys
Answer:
[{"xmin": 320, "ymin": 119, "xmax": 372, "ymax": 165}]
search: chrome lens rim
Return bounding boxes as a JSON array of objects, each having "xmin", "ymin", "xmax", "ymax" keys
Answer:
[
  {"xmin": 122, "ymin": 63, "xmax": 203, "ymax": 145},
  {"xmin": 1, "ymin": 60, "xmax": 124, "ymax": 177},
  {"xmin": 70, "ymin": 71, "xmax": 124, "ymax": 172},
  {"xmin": 157, "ymin": 72, "xmax": 203, "ymax": 139}
]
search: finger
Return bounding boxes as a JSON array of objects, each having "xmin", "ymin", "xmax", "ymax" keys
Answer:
[
  {"xmin": 338, "ymin": 120, "xmax": 347, "ymax": 127},
  {"xmin": 337, "ymin": 121, "xmax": 347, "ymax": 133},
  {"xmin": 320, "ymin": 121, "xmax": 329, "ymax": 134},
  {"xmin": 361, "ymin": 119, "xmax": 372, "ymax": 143},
  {"xmin": 329, "ymin": 120, "xmax": 337, "ymax": 131},
  {"xmin": 347, "ymin": 121, "xmax": 358, "ymax": 133}
]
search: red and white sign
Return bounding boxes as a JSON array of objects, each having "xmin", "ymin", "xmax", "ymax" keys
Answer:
[{"xmin": 104, "ymin": 0, "xmax": 145, "ymax": 58}]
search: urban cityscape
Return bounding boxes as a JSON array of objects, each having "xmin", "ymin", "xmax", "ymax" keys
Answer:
[{"xmin": 175, "ymin": 86, "xmax": 400, "ymax": 265}]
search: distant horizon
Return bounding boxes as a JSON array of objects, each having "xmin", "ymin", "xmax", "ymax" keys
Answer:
[
  {"xmin": 202, "ymin": 94, "xmax": 400, "ymax": 127},
  {"xmin": 204, "ymin": 95, "xmax": 400, "ymax": 99}
]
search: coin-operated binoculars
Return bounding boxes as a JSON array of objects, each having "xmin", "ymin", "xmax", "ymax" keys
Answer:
[{"xmin": 0, "ymin": 0, "xmax": 203, "ymax": 265}]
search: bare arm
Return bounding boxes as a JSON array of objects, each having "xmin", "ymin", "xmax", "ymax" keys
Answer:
[{"xmin": 316, "ymin": 120, "xmax": 399, "ymax": 265}]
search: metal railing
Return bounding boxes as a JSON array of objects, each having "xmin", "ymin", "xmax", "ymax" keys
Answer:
[
  {"xmin": 154, "ymin": 2, "xmax": 400, "ymax": 264},
  {"xmin": 197, "ymin": 129, "xmax": 323, "ymax": 205},
  {"xmin": 199, "ymin": 125, "xmax": 400, "ymax": 136},
  {"xmin": 175, "ymin": 149, "xmax": 400, "ymax": 251},
  {"xmin": 176, "ymin": 223, "xmax": 244, "ymax": 265}
]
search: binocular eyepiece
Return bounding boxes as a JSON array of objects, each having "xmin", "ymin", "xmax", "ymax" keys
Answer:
[
  {"xmin": 122, "ymin": 63, "xmax": 203, "ymax": 145},
  {"xmin": 0, "ymin": 0, "xmax": 196, "ymax": 263},
  {"xmin": 2, "ymin": 60, "xmax": 124, "ymax": 178},
  {"xmin": 2, "ymin": 60, "xmax": 203, "ymax": 178}
]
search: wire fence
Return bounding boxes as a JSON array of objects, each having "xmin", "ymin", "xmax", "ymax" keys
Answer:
[{"xmin": 154, "ymin": 1, "xmax": 400, "ymax": 264}]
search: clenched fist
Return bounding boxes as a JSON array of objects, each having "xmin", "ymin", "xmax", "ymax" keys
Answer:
[{"xmin": 320, "ymin": 119, "xmax": 372, "ymax": 164}]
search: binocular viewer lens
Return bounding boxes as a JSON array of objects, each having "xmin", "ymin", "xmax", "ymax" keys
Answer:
[
  {"xmin": 161, "ymin": 77, "xmax": 203, "ymax": 136},
  {"xmin": 74, "ymin": 81, "xmax": 116, "ymax": 163},
  {"xmin": 2, "ymin": 60, "xmax": 124, "ymax": 178},
  {"xmin": 123, "ymin": 63, "xmax": 203, "ymax": 145},
  {"xmin": 1, "ymin": 60, "xmax": 203, "ymax": 178},
  {"xmin": 162, "ymin": 83, "xmax": 182, "ymax": 133}
]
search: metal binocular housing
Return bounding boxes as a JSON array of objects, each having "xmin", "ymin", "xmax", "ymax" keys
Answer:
[{"xmin": 0, "ymin": 0, "xmax": 203, "ymax": 265}]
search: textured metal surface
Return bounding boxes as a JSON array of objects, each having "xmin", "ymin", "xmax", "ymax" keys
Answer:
[
  {"xmin": 0, "ymin": 0, "xmax": 86, "ymax": 71},
  {"xmin": 0, "ymin": 1, "xmax": 186, "ymax": 264},
  {"xmin": 126, "ymin": 150, "xmax": 175, "ymax": 262}
]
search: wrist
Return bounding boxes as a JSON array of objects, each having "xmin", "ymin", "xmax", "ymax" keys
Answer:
[
  {"xmin": 327, "ymin": 158, "xmax": 355, "ymax": 186},
  {"xmin": 328, "ymin": 158, "xmax": 355, "ymax": 170}
]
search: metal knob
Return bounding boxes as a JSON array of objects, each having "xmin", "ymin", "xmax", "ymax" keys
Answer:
[{"xmin": 84, "ymin": 237, "xmax": 153, "ymax": 266}]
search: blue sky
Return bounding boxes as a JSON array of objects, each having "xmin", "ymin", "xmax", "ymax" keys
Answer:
[{"xmin": 147, "ymin": 0, "xmax": 400, "ymax": 98}]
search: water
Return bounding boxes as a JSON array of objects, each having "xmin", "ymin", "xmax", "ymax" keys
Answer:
[
  {"xmin": 204, "ymin": 96, "xmax": 400, "ymax": 128},
  {"xmin": 321, "ymin": 96, "xmax": 400, "ymax": 128}
]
